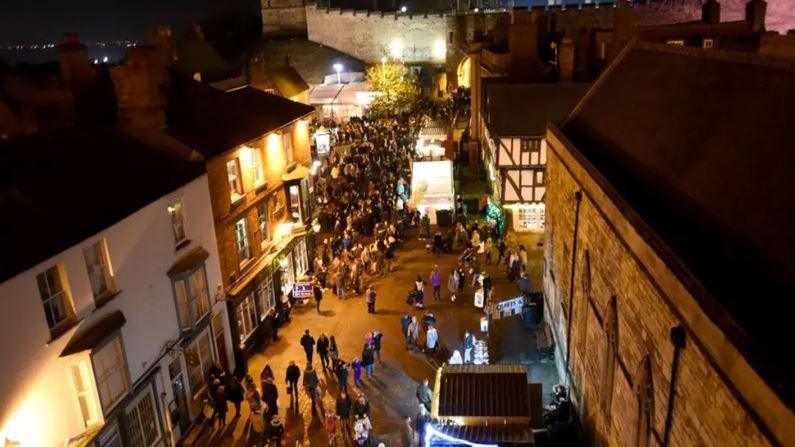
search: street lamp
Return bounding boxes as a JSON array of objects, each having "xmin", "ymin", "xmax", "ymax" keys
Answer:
[
  {"xmin": 333, "ymin": 63, "xmax": 343, "ymax": 84},
  {"xmin": 400, "ymin": 5, "xmax": 407, "ymax": 12}
]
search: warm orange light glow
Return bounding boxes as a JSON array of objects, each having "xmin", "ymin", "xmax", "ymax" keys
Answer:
[
  {"xmin": 457, "ymin": 57, "xmax": 471, "ymax": 88},
  {"xmin": 264, "ymin": 133, "xmax": 287, "ymax": 184}
]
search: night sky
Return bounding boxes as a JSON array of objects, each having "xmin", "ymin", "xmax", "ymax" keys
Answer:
[{"xmin": 0, "ymin": 0, "xmax": 259, "ymax": 44}]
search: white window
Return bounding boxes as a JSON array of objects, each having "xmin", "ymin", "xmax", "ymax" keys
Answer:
[
  {"xmin": 226, "ymin": 158, "xmax": 244, "ymax": 202},
  {"xmin": 666, "ymin": 39, "xmax": 685, "ymax": 47},
  {"xmin": 167, "ymin": 201, "xmax": 187, "ymax": 246},
  {"xmin": 92, "ymin": 337, "xmax": 129, "ymax": 412},
  {"xmin": 126, "ymin": 387, "xmax": 161, "ymax": 447},
  {"xmin": 36, "ymin": 265, "xmax": 75, "ymax": 331},
  {"xmin": 281, "ymin": 253, "xmax": 295, "ymax": 295},
  {"xmin": 185, "ymin": 328, "xmax": 215, "ymax": 393},
  {"xmin": 235, "ymin": 218, "xmax": 250, "ymax": 264},
  {"xmin": 252, "ymin": 147, "xmax": 265, "ymax": 188},
  {"xmin": 257, "ymin": 201, "xmax": 270, "ymax": 249},
  {"xmin": 294, "ymin": 239, "xmax": 309, "ymax": 277},
  {"xmin": 189, "ymin": 265, "xmax": 210, "ymax": 321},
  {"xmin": 288, "ymin": 184, "xmax": 302, "ymax": 222},
  {"xmin": 703, "ymin": 38, "xmax": 714, "ymax": 49},
  {"xmin": 283, "ymin": 132, "xmax": 293, "ymax": 164},
  {"xmin": 255, "ymin": 278, "xmax": 275, "ymax": 321},
  {"xmin": 70, "ymin": 362, "xmax": 98, "ymax": 427},
  {"xmin": 236, "ymin": 293, "xmax": 258, "ymax": 342},
  {"xmin": 84, "ymin": 239, "xmax": 116, "ymax": 302},
  {"xmin": 174, "ymin": 279, "xmax": 191, "ymax": 331}
]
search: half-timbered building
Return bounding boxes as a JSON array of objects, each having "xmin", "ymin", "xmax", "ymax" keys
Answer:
[{"xmin": 480, "ymin": 80, "xmax": 589, "ymax": 231}]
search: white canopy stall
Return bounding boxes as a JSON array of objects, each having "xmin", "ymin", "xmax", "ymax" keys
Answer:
[
  {"xmin": 309, "ymin": 81, "xmax": 377, "ymax": 121},
  {"xmin": 410, "ymin": 160, "xmax": 455, "ymax": 225}
]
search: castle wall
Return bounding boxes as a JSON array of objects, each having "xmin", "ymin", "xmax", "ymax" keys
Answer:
[{"xmin": 262, "ymin": 0, "xmax": 308, "ymax": 36}]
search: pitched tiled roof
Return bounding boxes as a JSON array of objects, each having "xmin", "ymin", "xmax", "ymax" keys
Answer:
[
  {"xmin": 437, "ymin": 364, "xmax": 530, "ymax": 417},
  {"xmin": 165, "ymin": 74, "xmax": 315, "ymax": 158},
  {"xmin": 484, "ymin": 80, "xmax": 589, "ymax": 137},
  {"xmin": 267, "ymin": 65, "xmax": 310, "ymax": 98},
  {"xmin": 561, "ymin": 41, "xmax": 795, "ymax": 409}
]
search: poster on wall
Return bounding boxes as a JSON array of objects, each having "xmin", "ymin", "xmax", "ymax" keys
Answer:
[
  {"xmin": 474, "ymin": 289, "xmax": 484, "ymax": 308},
  {"xmin": 488, "ymin": 296, "xmax": 525, "ymax": 320}
]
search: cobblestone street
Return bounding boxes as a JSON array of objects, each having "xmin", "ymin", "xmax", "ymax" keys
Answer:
[{"xmin": 212, "ymin": 228, "xmax": 556, "ymax": 446}]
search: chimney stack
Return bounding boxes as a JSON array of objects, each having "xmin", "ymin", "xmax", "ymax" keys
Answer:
[
  {"xmin": 57, "ymin": 33, "xmax": 92, "ymax": 83},
  {"xmin": 248, "ymin": 53, "xmax": 270, "ymax": 91},
  {"xmin": 745, "ymin": 0, "xmax": 766, "ymax": 33},
  {"xmin": 508, "ymin": 8, "xmax": 545, "ymax": 80},
  {"xmin": 145, "ymin": 26, "xmax": 177, "ymax": 66},
  {"xmin": 558, "ymin": 38, "xmax": 574, "ymax": 81},
  {"xmin": 111, "ymin": 46, "xmax": 170, "ymax": 130},
  {"xmin": 702, "ymin": 0, "xmax": 721, "ymax": 25}
]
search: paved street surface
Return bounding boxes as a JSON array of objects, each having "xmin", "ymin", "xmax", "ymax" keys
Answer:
[{"xmin": 211, "ymin": 227, "xmax": 557, "ymax": 446}]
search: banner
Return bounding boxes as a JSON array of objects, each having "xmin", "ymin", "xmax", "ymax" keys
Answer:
[
  {"xmin": 292, "ymin": 282, "xmax": 313, "ymax": 299},
  {"xmin": 489, "ymin": 296, "xmax": 525, "ymax": 320}
]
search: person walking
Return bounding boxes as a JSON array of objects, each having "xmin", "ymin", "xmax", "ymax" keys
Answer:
[
  {"xmin": 425, "ymin": 325, "xmax": 439, "ymax": 357},
  {"xmin": 354, "ymin": 414, "xmax": 373, "ymax": 446},
  {"xmin": 285, "ymin": 361, "xmax": 301, "ymax": 403},
  {"xmin": 401, "ymin": 314, "xmax": 412, "ymax": 350},
  {"xmin": 484, "ymin": 237, "xmax": 493, "ymax": 265},
  {"xmin": 416, "ymin": 379, "xmax": 433, "ymax": 412},
  {"xmin": 430, "ymin": 265, "xmax": 441, "ymax": 301},
  {"xmin": 373, "ymin": 331, "xmax": 383, "ymax": 364},
  {"xmin": 353, "ymin": 394, "xmax": 371, "ymax": 419},
  {"xmin": 314, "ymin": 282, "xmax": 324, "ymax": 313},
  {"xmin": 324, "ymin": 409, "xmax": 338, "ymax": 446},
  {"xmin": 318, "ymin": 333, "xmax": 331, "ymax": 370},
  {"xmin": 352, "ymin": 358, "xmax": 363, "ymax": 387},
  {"xmin": 337, "ymin": 360, "xmax": 350, "ymax": 393},
  {"xmin": 260, "ymin": 364, "xmax": 275, "ymax": 382},
  {"xmin": 226, "ymin": 379, "xmax": 244, "ymax": 418},
  {"xmin": 329, "ymin": 335, "xmax": 340, "ymax": 368},
  {"xmin": 463, "ymin": 331, "xmax": 475, "ymax": 364},
  {"xmin": 244, "ymin": 377, "xmax": 262, "ymax": 414},
  {"xmin": 407, "ymin": 316, "xmax": 420, "ymax": 352},
  {"xmin": 213, "ymin": 385, "xmax": 228, "ymax": 428},
  {"xmin": 413, "ymin": 275, "xmax": 426, "ymax": 308},
  {"xmin": 365, "ymin": 284, "xmax": 377, "ymax": 314},
  {"xmin": 518, "ymin": 244, "xmax": 528, "ymax": 272},
  {"xmin": 497, "ymin": 239, "xmax": 507, "ymax": 265},
  {"xmin": 336, "ymin": 391, "xmax": 353, "ymax": 444},
  {"xmin": 415, "ymin": 405, "xmax": 431, "ymax": 447},
  {"xmin": 268, "ymin": 415, "xmax": 285, "ymax": 446},
  {"xmin": 448, "ymin": 268, "xmax": 459, "ymax": 302},
  {"xmin": 362, "ymin": 343, "xmax": 376, "ymax": 378},
  {"xmin": 303, "ymin": 364, "xmax": 320, "ymax": 412},
  {"xmin": 261, "ymin": 375, "xmax": 279, "ymax": 417},
  {"xmin": 401, "ymin": 416, "xmax": 416, "ymax": 447},
  {"xmin": 301, "ymin": 330, "xmax": 316, "ymax": 364}
]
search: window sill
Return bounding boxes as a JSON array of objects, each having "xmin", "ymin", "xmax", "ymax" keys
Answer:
[
  {"xmin": 175, "ymin": 239, "xmax": 192, "ymax": 252},
  {"xmin": 93, "ymin": 290, "xmax": 122, "ymax": 311},
  {"xmin": 255, "ymin": 183, "xmax": 268, "ymax": 194},
  {"xmin": 230, "ymin": 196, "xmax": 245, "ymax": 209},
  {"xmin": 47, "ymin": 318, "xmax": 81, "ymax": 344}
]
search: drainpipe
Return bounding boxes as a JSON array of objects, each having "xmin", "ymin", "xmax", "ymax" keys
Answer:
[
  {"xmin": 564, "ymin": 190, "xmax": 583, "ymax": 382},
  {"xmin": 662, "ymin": 325, "xmax": 686, "ymax": 447}
]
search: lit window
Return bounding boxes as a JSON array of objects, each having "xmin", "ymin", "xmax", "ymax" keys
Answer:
[
  {"xmin": 599, "ymin": 41, "xmax": 606, "ymax": 59},
  {"xmin": 83, "ymin": 239, "xmax": 116, "ymax": 302},
  {"xmin": 172, "ymin": 263, "xmax": 211, "ymax": 331},
  {"xmin": 257, "ymin": 201, "xmax": 270, "ymax": 249},
  {"xmin": 167, "ymin": 201, "xmax": 187, "ymax": 246},
  {"xmin": 666, "ymin": 39, "xmax": 685, "ymax": 47},
  {"xmin": 251, "ymin": 147, "xmax": 265, "ymax": 187},
  {"xmin": 282, "ymin": 132, "xmax": 293, "ymax": 165},
  {"xmin": 189, "ymin": 265, "xmax": 210, "ymax": 321},
  {"xmin": 185, "ymin": 328, "xmax": 215, "ymax": 393},
  {"xmin": 226, "ymin": 158, "xmax": 244, "ymax": 202},
  {"xmin": 70, "ymin": 362, "xmax": 98, "ymax": 427},
  {"xmin": 702, "ymin": 38, "xmax": 714, "ymax": 49},
  {"xmin": 235, "ymin": 218, "xmax": 250, "ymax": 264},
  {"xmin": 92, "ymin": 337, "xmax": 130, "ymax": 412},
  {"xmin": 36, "ymin": 265, "xmax": 75, "ymax": 332},
  {"xmin": 255, "ymin": 278, "xmax": 275, "ymax": 321},
  {"xmin": 236, "ymin": 293, "xmax": 259, "ymax": 342},
  {"xmin": 294, "ymin": 239, "xmax": 309, "ymax": 277},
  {"xmin": 126, "ymin": 387, "xmax": 162, "ymax": 447}
]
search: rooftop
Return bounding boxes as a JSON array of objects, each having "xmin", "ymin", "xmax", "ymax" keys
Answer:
[
  {"xmin": 484, "ymin": 80, "xmax": 589, "ymax": 136},
  {"xmin": 0, "ymin": 125, "xmax": 206, "ymax": 283},
  {"xmin": 436, "ymin": 363, "xmax": 530, "ymax": 418},
  {"xmin": 560, "ymin": 42, "xmax": 795, "ymax": 409},
  {"xmin": 258, "ymin": 38, "xmax": 365, "ymax": 85}
]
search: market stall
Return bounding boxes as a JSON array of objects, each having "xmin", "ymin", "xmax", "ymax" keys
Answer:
[{"xmin": 410, "ymin": 160, "xmax": 455, "ymax": 225}]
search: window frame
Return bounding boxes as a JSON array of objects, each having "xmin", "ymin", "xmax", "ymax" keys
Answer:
[
  {"xmin": 83, "ymin": 238, "xmax": 117, "ymax": 303},
  {"xmin": 251, "ymin": 146, "xmax": 266, "ymax": 188},
  {"xmin": 70, "ymin": 361, "xmax": 100, "ymax": 427},
  {"xmin": 255, "ymin": 277, "xmax": 276, "ymax": 321},
  {"xmin": 226, "ymin": 158, "xmax": 244, "ymax": 203},
  {"xmin": 702, "ymin": 38, "xmax": 714, "ymax": 49},
  {"xmin": 36, "ymin": 264, "xmax": 76, "ymax": 334},
  {"xmin": 125, "ymin": 385, "xmax": 162, "ymax": 447},
  {"xmin": 235, "ymin": 218, "xmax": 251, "ymax": 265},
  {"xmin": 256, "ymin": 200, "xmax": 270, "ymax": 250},
  {"xmin": 91, "ymin": 336, "xmax": 130, "ymax": 414},
  {"xmin": 184, "ymin": 327, "xmax": 216, "ymax": 396},
  {"xmin": 236, "ymin": 292, "xmax": 259, "ymax": 343},
  {"xmin": 282, "ymin": 131, "xmax": 294, "ymax": 165},
  {"xmin": 167, "ymin": 201, "xmax": 188, "ymax": 247},
  {"xmin": 171, "ymin": 262, "xmax": 211, "ymax": 333}
]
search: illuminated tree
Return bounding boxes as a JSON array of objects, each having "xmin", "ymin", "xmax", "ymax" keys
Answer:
[{"xmin": 366, "ymin": 59, "xmax": 420, "ymax": 116}]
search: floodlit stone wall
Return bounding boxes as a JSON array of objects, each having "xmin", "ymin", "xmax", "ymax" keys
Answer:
[
  {"xmin": 306, "ymin": 4, "xmax": 455, "ymax": 63},
  {"xmin": 542, "ymin": 127, "xmax": 790, "ymax": 446},
  {"xmin": 262, "ymin": 0, "xmax": 308, "ymax": 35}
]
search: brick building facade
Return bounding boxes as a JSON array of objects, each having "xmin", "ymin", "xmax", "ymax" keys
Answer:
[{"xmin": 542, "ymin": 42, "xmax": 795, "ymax": 446}]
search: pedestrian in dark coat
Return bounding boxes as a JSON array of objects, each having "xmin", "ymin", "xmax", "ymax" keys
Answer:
[
  {"xmin": 303, "ymin": 364, "xmax": 320, "ymax": 411},
  {"xmin": 373, "ymin": 331, "xmax": 383, "ymax": 363},
  {"xmin": 226, "ymin": 379, "xmax": 244, "ymax": 417},
  {"xmin": 317, "ymin": 333, "xmax": 331, "ymax": 370},
  {"xmin": 213, "ymin": 385, "xmax": 228, "ymax": 427},
  {"xmin": 285, "ymin": 361, "xmax": 301, "ymax": 401},
  {"xmin": 337, "ymin": 360, "xmax": 350, "ymax": 393},
  {"xmin": 261, "ymin": 378, "xmax": 279, "ymax": 417},
  {"xmin": 337, "ymin": 391, "xmax": 353, "ymax": 443},
  {"xmin": 300, "ymin": 330, "xmax": 316, "ymax": 364},
  {"xmin": 314, "ymin": 283, "xmax": 323, "ymax": 313},
  {"xmin": 362, "ymin": 344, "xmax": 376, "ymax": 378}
]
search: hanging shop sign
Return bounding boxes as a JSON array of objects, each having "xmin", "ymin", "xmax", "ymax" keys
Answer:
[
  {"xmin": 488, "ymin": 296, "xmax": 525, "ymax": 320},
  {"xmin": 292, "ymin": 282, "xmax": 313, "ymax": 299}
]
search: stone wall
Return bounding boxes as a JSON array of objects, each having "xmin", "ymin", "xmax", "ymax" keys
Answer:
[
  {"xmin": 541, "ymin": 129, "xmax": 784, "ymax": 446},
  {"xmin": 262, "ymin": 0, "xmax": 308, "ymax": 36},
  {"xmin": 306, "ymin": 4, "xmax": 455, "ymax": 63}
]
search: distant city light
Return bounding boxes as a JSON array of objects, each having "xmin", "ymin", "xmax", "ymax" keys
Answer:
[{"xmin": 102, "ymin": 56, "xmax": 109, "ymax": 63}]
